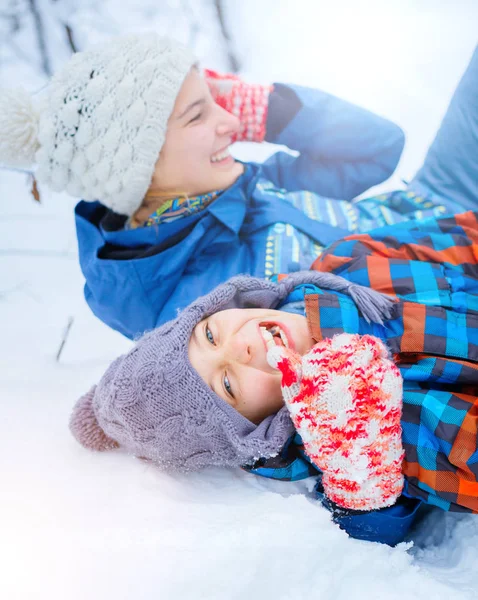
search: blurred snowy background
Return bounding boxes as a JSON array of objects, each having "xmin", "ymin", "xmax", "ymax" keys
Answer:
[{"xmin": 1, "ymin": 1, "xmax": 478, "ymax": 599}]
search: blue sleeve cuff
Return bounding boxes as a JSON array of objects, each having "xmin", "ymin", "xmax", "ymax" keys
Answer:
[{"xmin": 316, "ymin": 485, "xmax": 424, "ymax": 546}]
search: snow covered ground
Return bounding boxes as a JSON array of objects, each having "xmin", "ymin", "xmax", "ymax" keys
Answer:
[{"xmin": 1, "ymin": 2, "xmax": 478, "ymax": 599}]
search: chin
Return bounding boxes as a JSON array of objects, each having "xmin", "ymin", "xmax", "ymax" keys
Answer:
[
  {"xmin": 220, "ymin": 162, "xmax": 244, "ymax": 186},
  {"xmin": 196, "ymin": 163, "xmax": 243, "ymax": 195}
]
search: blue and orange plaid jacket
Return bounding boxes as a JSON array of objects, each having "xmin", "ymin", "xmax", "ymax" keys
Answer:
[
  {"xmin": 311, "ymin": 210, "xmax": 478, "ymax": 514},
  {"xmin": 246, "ymin": 211, "xmax": 478, "ymax": 543}
]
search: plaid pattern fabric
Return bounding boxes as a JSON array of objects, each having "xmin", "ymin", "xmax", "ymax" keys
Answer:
[
  {"xmin": 305, "ymin": 210, "xmax": 478, "ymax": 512},
  {"xmin": 242, "ymin": 433, "xmax": 319, "ymax": 481}
]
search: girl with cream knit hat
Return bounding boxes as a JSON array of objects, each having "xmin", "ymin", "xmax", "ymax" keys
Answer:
[{"xmin": 0, "ymin": 35, "xmax": 474, "ymax": 339}]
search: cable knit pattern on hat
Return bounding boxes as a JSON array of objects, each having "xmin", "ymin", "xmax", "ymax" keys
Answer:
[
  {"xmin": 267, "ymin": 333, "xmax": 405, "ymax": 511},
  {"xmin": 1, "ymin": 34, "xmax": 195, "ymax": 216},
  {"xmin": 69, "ymin": 271, "xmax": 397, "ymax": 471}
]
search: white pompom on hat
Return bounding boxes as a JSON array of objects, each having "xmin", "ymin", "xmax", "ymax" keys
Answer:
[
  {"xmin": 0, "ymin": 88, "xmax": 40, "ymax": 168},
  {"xmin": 0, "ymin": 33, "xmax": 196, "ymax": 216}
]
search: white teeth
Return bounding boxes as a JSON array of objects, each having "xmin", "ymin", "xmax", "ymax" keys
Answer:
[
  {"xmin": 260, "ymin": 326, "xmax": 276, "ymax": 349},
  {"xmin": 260, "ymin": 325, "xmax": 289, "ymax": 349},
  {"xmin": 279, "ymin": 330, "xmax": 289, "ymax": 348},
  {"xmin": 211, "ymin": 148, "xmax": 230, "ymax": 162}
]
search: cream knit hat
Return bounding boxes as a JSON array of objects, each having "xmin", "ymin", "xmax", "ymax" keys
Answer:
[{"xmin": 0, "ymin": 33, "xmax": 196, "ymax": 216}]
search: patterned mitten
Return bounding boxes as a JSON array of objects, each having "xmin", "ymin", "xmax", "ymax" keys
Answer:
[
  {"xmin": 205, "ymin": 69, "xmax": 273, "ymax": 142},
  {"xmin": 267, "ymin": 333, "xmax": 404, "ymax": 511}
]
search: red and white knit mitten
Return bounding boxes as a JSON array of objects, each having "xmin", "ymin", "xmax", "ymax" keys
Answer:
[
  {"xmin": 267, "ymin": 333, "xmax": 405, "ymax": 511},
  {"xmin": 205, "ymin": 69, "xmax": 273, "ymax": 143}
]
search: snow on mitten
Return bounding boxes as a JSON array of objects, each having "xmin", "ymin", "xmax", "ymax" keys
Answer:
[
  {"xmin": 205, "ymin": 69, "xmax": 272, "ymax": 142},
  {"xmin": 267, "ymin": 333, "xmax": 405, "ymax": 511}
]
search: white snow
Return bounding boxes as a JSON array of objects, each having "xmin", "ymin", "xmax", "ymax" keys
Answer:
[{"xmin": 1, "ymin": 2, "xmax": 478, "ymax": 599}]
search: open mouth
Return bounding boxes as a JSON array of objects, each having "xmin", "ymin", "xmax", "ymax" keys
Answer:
[
  {"xmin": 259, "ymin": 323, "xmax": 290, "ymax": 350},
  {"xmin": 211, "ymin": 146, "xmax": 232, "ymax": 164}
]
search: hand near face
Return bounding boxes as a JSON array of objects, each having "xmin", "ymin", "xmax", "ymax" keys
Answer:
[
  {"xmin": 205, "ymin": 68, "xmax": 272, "ymax": 143},
  {"xmin": 267, "ymin": 333, "xmax": 405, "ymax": 511}
]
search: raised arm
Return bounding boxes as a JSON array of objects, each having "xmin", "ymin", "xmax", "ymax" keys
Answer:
[
  {"xmin": 206, "ymin": 70, "xmax": 405, "ymax": 200},
  {"xmin": 262, "ymin": 83, "xmax": 405, "ymax": 200}
]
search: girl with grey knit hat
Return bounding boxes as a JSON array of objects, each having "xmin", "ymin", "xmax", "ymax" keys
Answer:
[
  {"xmin": 70, "ymin": 269, "xmax": 397, "ymax": 472},
  {"xmin": 3, "ymin": 32, "xmax": 468, "ymax": 340},
  {"xmin": 69, "ymin": 198, "xmax": 478, "ymax": 545}
]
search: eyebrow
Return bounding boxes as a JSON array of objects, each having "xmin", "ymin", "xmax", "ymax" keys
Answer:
[{"xmin": 176, "ymin": 98, "xmax": 206, "ymax": 120}]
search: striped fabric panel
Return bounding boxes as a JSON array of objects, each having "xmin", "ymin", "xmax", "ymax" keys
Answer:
[{"xmin": 262, "ymin": 183, "xmax": 465, "ymax": 277}]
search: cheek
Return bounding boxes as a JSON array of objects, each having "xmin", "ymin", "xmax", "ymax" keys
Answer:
[
  {"xmin": 155, "ymin": 135, "xmax": 207, "ymax": 185},
  {"xmin": 190, "ymin": 126, "xmax": 215, "ymax": 157},
  {"xmin": 242, "ymin": 371, "xmax": 282, "ymax": 408},
  {"xmin": 171, "ymin": 126, "xmax": 213, "ymax": 160},
  {"xmin": 162, "ymin": 128, "xmax": 210, "ymax": 161}
]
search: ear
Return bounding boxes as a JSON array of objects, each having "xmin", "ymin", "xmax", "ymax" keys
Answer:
[{"xmin": 69, "ymin": 386, "xmax": 119, "ymax": 451}]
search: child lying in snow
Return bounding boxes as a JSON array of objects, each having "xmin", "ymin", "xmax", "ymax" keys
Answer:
[{"xmin": 70, "ymin": 209, "xmax": 478, "ymax": 545}]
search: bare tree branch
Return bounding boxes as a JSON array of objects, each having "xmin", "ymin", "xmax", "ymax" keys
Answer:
[
  {"xmin": 56, "ymin": 316, "xmax": 74, "ymax": 362},
  {"xmin": 213, "ymin": 0, "xmax": 240, "ymax": 72},
  {"xmin": 28, "ymin": 0, "xmax": 52, "ymax": 76},
  {"xmin": 64, "ymin": 22, "xmax": 78, "ymax": 53}
]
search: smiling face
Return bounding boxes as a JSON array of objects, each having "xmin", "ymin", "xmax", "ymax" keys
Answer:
[
  {"xmin": 148, "ymin": 67, "xmax": 244, "ymax": 198},
  {"xmin": 188, "ymin": 308, "xmax": 315, "ymax": 424}
]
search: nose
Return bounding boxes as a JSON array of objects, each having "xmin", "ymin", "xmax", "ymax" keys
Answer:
[
  {"xmin": 215, "ymin": 105, "xmax": 240, "ymax": 138},
  {"xmin": 225, "ymin": 333, "xmax": 251, "ymax": 365}
]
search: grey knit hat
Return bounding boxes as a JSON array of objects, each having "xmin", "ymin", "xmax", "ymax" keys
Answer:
[
  {"xmin": 0, "ymin": 33, "xmax": 196, "ymax": 216},
  {"xmin": 69, "ymin": 272, "xmax": 396, "ymax": 471}
]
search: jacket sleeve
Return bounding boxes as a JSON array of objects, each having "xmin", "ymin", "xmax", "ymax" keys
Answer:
[
  {"xmin": 411, "ymin": 45, "xmax": 478, "ymax": 211},
  {"xmin": 261, "ymin": 83, "xmax": 405, "ymax": 200}
]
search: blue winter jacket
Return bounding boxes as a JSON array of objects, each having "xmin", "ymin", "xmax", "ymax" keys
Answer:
[{"xmin": 75, "ymin": 83, "xmax": 405, "ymax": 339}]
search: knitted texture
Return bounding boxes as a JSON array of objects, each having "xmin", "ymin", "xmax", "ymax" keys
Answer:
[
  {"xmin": 205, "ymin": 69, "xmax": 272, "ymax": 142},
  {"xmin": 267, "ymin": 333, "xmax": 405, "ymax": 511},
  {"xmin": 69, "ymin": 386, "xmax": 119, "ymax": 451},
  {"xmin": 1, "ymin": 34, "xmax": 195, "ymax": 216},
  {"xmin": 69, "ymin": 272, "xmax": 396, "ymax": 471},
  {"xmin": 0, "ymin": 87, "xmax": 40, "ymax": 167}
]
